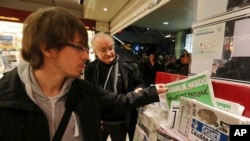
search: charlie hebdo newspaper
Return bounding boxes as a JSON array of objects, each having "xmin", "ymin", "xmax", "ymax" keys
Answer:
[
  {"xmin": 162, "ymin": 71, "xmax": 250, "ymax": 141},
  {"xmin": 164, "ymin": 71, "xmax": 216, "ymax": 108}
]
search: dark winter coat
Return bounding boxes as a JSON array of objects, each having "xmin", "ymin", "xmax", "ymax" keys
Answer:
[{"xmin": 0, "ymin": 68, "xmax": 159, "ymax": 141}]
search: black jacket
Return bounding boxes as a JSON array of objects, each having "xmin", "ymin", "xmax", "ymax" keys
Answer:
[
  {"xmin": 84, "ymin": 56, "xmax": 146, "ymax": 124},
  {"xmin": 0, "ymin": 68, "xmax": 159, "ymax": 141},
  {"xmin": 84, "ymin": 57, "xmax": 145, "ymax": 94}
]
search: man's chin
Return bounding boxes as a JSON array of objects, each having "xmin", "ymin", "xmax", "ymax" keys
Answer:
[
  {"xmin": 105, "ymin": 60, "xmax": 113, "ymax": 64},
  {"xmin": 69, "ymin": 72, "xmax": 82, "ymax": 78}
]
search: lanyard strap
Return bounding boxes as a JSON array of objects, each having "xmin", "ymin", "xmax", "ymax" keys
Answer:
[
  {"xmin": 104, "ymin": 65, "xmax": 113, "ymax": 90},
  {"xmin": 52, "ymin": 80, "xmax": 77, "ymax": 141},
  {"xmin": 52, "ymin": 107, "xmax": 73, "ymax": 141}
]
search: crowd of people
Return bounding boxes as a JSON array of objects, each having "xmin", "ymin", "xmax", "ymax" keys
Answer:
[{"xmin": 135, "ymin": 49, "xmax": 191, "ymax": 86}]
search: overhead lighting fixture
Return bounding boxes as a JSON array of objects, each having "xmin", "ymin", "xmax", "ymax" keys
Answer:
[
  {"xmin": 0, "ymin": 16, "xmax": 19, "ymax": 21},
  {"xmin": 163, "ymin": 21, "xmax": 169, "ymax": 25},
  {"xmin": 165, "ymin": 34, "xmax": 171, "ymax": 38},
  {"xmin": 103, "ymin": 8, "xmax": 108, "ymax": 11}
]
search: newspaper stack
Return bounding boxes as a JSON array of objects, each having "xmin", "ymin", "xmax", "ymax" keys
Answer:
[{"xmin": 174, "ymin": 97, "xmax": 250, "ymax": 141}]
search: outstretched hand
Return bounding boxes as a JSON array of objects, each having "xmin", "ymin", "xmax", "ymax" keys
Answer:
[
  {"xmin": 134, "ymin": 84, "xmax": 168, "ymax": 95},
  {"xmin": 154, "ymin": 84, "xmax": 168, "ymax": 95},
  {"xmin": 134, "ymin": 87, "xmax": 143, "ymax": 93}
]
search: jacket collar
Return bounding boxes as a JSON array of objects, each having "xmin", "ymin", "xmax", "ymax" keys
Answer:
[{"xmin": 0, "ymin": 68, "xmax": 41, "ymax": 111}]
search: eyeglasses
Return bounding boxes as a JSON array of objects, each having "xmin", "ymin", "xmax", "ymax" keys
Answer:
[{"xmin": 66, "ymin": 43, "xmax": 89, "ymax": 52}]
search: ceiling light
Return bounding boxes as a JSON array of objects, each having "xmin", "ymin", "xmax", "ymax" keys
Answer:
[
  {"xmin": 163, "ymin": 21, "xmax": 169, "ymax": 25},
  {"xmin": 0, "ymin": 16, "xmax": 19, "ymax": 21},
  {"xmin": 165, "ymin": 34, "xmax": 171, "ymax": 38},
  {"xmin": 103, "ymin": 8, "xmax": 108, "ymax": 11}
]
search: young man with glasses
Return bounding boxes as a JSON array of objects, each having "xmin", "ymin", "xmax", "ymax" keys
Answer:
[{"xmin": 84, "ymin": 32, "xmax": 146, "ymax": 141}]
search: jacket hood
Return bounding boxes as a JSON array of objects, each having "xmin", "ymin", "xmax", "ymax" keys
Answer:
[{"xmin": 17, "ymin": 61, "xmax": 73, "ymax": 102}]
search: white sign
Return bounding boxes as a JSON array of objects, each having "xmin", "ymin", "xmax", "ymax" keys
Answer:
[
  {"xmin": 232, "ymin": 18, "xmax": 250, "ymax": 57},
  {"xmin": 191, "ymin": 23, "xmax": 225, "ymax": 74}
]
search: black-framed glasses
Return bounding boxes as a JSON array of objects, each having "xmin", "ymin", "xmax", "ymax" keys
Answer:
[{"xmin": 66, "ymin": 43, "xmax": 89, "ymax": 52}]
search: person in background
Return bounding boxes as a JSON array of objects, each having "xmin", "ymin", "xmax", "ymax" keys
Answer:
[
  {"xmin": 0, "ymin": 7, "xmax": 168, "ymax": 141},
  {"xmin": 138, "ymin": 53, "xmax": 148, "ymax": 74},
  {"xmin": 84, "ymin": 32, "xmax": 146, "ymax": 141},
  {"xmin": 156, "ymin": 54, "xmax": 164, "ymax": 70},
  {"xmin": 177, "ymin": 53, "xmax": 190, "ymax": 76},
  {"xmin": 176, "ymin": 49, "xmax": 189, "ymax": 66},
  {"xmin": 163, "ymin": 54, "xmax": 170, "ymax": 71},
  {"xmin": 142, "ymin": 53, "xmax": 163, "ymax": 87},
  {"xmin": 181, "ymin": 49, "xmax": 189, "ymax": 56},
  {"xmin": 165, "ymin": 55, "xmax": 178, "ymax": 74}
]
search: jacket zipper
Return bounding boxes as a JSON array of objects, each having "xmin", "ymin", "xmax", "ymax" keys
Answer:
[{"xmin": 51, "ymin": 98, "xmax": 57, "ymax": 135}]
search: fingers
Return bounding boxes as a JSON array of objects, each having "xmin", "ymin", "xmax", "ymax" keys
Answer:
[
  {"xmin": 134, "ymin": 87, "xmax": 143, "ymax": 93},
  {"xmin": 155, "ymin": 83, "xmax": 165, "ymax": 88},
  {"xmin": 155, "ymin": 84, "xmax": 168, "ymax": 94},
  {"xmin": 158, "ymin": 88, "xmax": 168, "ymax": 94}
]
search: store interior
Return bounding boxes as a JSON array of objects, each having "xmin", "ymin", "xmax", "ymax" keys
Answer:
[{"xmin": 1, "ymin": 0, "xmax": 250, "ymax": 140}]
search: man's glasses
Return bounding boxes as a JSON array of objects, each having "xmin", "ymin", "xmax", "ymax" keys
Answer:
[{"xmin": 66, "ymin": 43, "xmax": 89, "ymax": 52}]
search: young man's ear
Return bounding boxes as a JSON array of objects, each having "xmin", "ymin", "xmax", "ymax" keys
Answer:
[{"xmin": 40, "ymin": 43, "xmax": 55, "ymax": 58}]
